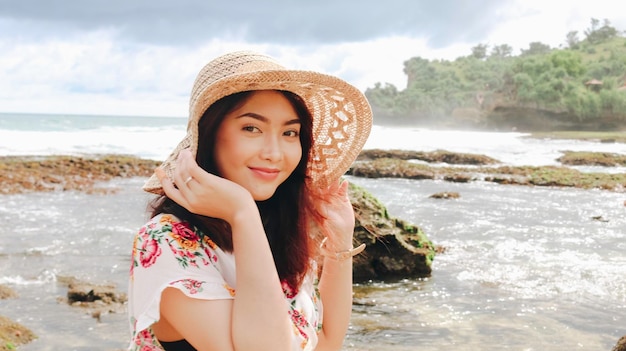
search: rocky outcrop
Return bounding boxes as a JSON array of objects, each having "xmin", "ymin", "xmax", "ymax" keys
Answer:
[
  {"xmin": 0, "ymin": 155, "xmax": 159, "ymax": 194},
  {"xmin": 348, "ymin": 157, "xmax": 626, "ymax": 192},
  {"xmin": 0, "ymin": 316, "xmax": 36, "ymax": 351},
  {"xmin": 358, "ymin": 149, "xmax": 499, "ymax": 165},
  {"xmin": 60, "ymin": 277, "xmax": 127, "ymax": 322},
  {"xmin": 349, "ymin": 183, "xmax": 437, "ymax": 282},
  {"xmin": 0, "ymin": 285, "xmax": 17, "ymax": 300},
  {"xmin": 0, "ymin": 285, "xmax": 36, "ymax": 351}
]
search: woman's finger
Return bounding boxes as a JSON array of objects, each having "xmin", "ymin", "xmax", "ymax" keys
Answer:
[
  {"xmin": 172, "ymin": 149, "xmax": 196, "ymax": 191},
  {"xmin": 177, "ymin": 149, "xmax": 206, "ymax": 191},
  {"xmin": 155, "ymin": 167, "xmax": 187, "ymax": 207}
]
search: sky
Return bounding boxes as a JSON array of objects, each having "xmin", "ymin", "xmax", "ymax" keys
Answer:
[{"xmin": 1, "ymin": 0, "xmax": 625, "ymax": 117}]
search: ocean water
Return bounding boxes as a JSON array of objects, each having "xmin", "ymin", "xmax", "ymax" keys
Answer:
[{"xmin": 0, "ymin": 112, "xmax": 625, "ymax": 350}]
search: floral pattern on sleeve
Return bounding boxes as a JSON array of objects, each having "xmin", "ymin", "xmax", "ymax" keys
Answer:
[{"xmin": 131, "ymin": 214, "xmax": 221, "ymax": 275}]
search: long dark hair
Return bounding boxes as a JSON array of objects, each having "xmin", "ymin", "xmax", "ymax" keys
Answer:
[{"xmin": 150, "ymin": 90, "xmax": 316, "ymax": 290}]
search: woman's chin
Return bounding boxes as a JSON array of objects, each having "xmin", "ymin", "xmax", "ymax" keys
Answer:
[{"xmin": 250, "ymin": 189, "xmax": 277, "ymax": 202}]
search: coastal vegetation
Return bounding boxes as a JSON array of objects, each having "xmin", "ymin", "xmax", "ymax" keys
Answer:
[{"xmin": 366, "ymin": 18, "xmax": 626, "ymax": 131}]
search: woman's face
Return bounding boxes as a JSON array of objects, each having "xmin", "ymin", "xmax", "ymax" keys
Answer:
[{"xmin": 214, "ymin": 90, "xmax": 303, "ymax": 201}]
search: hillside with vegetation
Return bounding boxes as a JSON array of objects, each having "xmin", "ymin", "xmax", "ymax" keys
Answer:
[{"xmin": 366, "ymin": 18, "xmax": 626, "ymax": 131}]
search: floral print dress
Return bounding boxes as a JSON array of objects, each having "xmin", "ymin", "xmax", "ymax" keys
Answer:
[{"xmin": 128, "ymin": 213, "xmax": 323, "ymax": 351}]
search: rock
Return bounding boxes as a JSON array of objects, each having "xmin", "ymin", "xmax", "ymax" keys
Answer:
[
  {"xmin": 591, "ymin": 215, "xmax": 609, "ymax": 222},
  {"xmin": 0, "ymin": 315, "xmax": 36, "ymax": 350},
  {"xmin": 66, "ymin": 281, "xmax": 127, "ymax": 305},
  {"xmin": 0, "ymin": 155, "xmax": 160, "ymax": 195},
  {"xmin": 349, "ymin": 182, "xmax": 436, "ymax": 282},
  {"xmin": 59, "ymin": 278, "xmax": 127, "ymax": 320},
  {"xmin": 349, "ymin": 158, "xmax": 436, "ymax": 180},
  {"xmin": 358, "ymin": 149, "xmax": 499, "ymax": 165},
  {"xmin": 430, "ymin": 192, "xmax": 460, "ymax": 199},
  {"xmin": 0, "ymin": 285, "xmax": 17, "ymax": 300},
  {"xmin": 444, "ymin": 174, "xmax": 473, "ymax": 183}
]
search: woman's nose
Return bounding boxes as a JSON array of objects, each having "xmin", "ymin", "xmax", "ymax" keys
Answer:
[{"xmin": 260, "ymin": 135, "xmax": 282, "ymax": 161}]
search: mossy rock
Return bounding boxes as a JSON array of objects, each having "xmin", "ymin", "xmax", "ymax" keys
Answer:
[
  {"xmin": 348, "ymin": 182, "xmax": 436, "ymax": 282},
  {"xmin": 0, "ymin": 316, "xmax": 36, "ymax": 351},
  {"xmin": 557, "ymin": 151, "xmax": 626, "ymax": 167}
]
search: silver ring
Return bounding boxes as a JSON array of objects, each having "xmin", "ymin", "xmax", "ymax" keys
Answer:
[{"xmin": 184, "ymin": 176, "xmax": 193, "ymax": 185}]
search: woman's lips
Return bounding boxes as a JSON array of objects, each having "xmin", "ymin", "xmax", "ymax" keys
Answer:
[{"xmin": 249, "ymin": 167, "xmax": 280, "ymax": 180}]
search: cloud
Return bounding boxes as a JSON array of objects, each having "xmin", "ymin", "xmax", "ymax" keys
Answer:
[
  {"xmin": 2, "ymin": 0, "xmax": 511, "ymax": 116},
  {"xmin": 0, "ymin": 0, "xmax": 508, "ymax": 47},
  {"xmin": 1, "ymin": 0, "xmax": 625, "ymax": 116}
]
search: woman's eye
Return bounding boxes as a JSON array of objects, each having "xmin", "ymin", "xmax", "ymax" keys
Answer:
[
  {"xmin": 243, "ymin": 125, "xmax": 260, "ymax": 133},
  {"xmin": 284, "ymin": 130, "xmax": 299, "ymax": 137}
]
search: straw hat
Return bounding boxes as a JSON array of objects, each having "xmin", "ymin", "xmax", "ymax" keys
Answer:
[{"xmin": 143, "ymin": 51, "xmax": 372, "ymax": 195}]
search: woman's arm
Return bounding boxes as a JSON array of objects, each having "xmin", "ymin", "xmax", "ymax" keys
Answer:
[
  {"xmin": 229, "ymin": 202, "xmax": 292, "ymax": 351},
  {"xmin": 154, "ymin": 150, "xmax": 291, "ymax": 351},
  {"xmin": 312, "ymin": 179, "xmax": 357, "ymax": 351},
  {"xmin": 316, "ymin": 256, "xmax": 354, "ymax": 350}
]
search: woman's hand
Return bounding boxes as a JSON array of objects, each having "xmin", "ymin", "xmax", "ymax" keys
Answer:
[
  {"xmin": 315, "ymin": 178, "xmax": 357, "ymax": 350},
  {"xmin": 155, "ymin": 149, "xmax": 255, "ymax": 224},
  {"xmin": 316, "ymin": 178, "xmax": 355, "ymax": 251}
]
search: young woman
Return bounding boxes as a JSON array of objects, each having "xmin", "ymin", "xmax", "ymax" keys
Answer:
[{"xmin": 128, "ymin": 51, "xmax": 372, "ymax": 351}]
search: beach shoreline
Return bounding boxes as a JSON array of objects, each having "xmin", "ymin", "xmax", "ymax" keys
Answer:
[{"xmin": 2, "ymin": 150, "xmax": 625, "ymax": 196}]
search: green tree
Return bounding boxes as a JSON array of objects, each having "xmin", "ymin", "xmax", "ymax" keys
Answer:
[
  {"xmin": 586, "ymin": 51, "xmax": 626, "ymax": 79},
  {"xmin": 564, "ymin": 87, "xmax": 601, "ymax": 121},
  {"xmin": 513, "ymin": 73, "xmax": 535, "ymax": 104},
  {"xmin": 491, "ymin": 44, "xmax": 513, "ymax": 58},
  {"xmin": 471, "ymin": 44, "xmax": 488, "ymax": 60},
  {"xmin": 550, "ymin": 51, "xmax": 585, "ymax": 77},
  {"xmin": 513, "ymin": 56, "xmax": 552, "ymax": 78},
  {"xmin": 365, "ymin": 82, "xmax": 399, "ymax": 110},
  {"xmin": 599, "ymin": 89, "xmax": 626, "ymax": 119},
  {"xmin": 521, "ymin": 42, "xmax": 552, "ymax": 56},
  {"xmin": 584, "ymin": 18, "xmax": 619, "ymax": 43},
  {"xmin": 403, "ymin": 57, "xmax": 437, "ymax": 91},
  {"xmin": 566, "ymin": 31, "xmax": 580, "ymax": 49}
]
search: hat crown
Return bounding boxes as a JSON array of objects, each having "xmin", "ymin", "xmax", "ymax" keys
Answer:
[{"xmin": 190, "ymin": 51, "xmax": 285, "ymax": 109}]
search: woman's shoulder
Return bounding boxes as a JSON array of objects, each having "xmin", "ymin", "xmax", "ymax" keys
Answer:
[
  {"xmin": 137, "ymin": 213, "xmax": 219, "ymax": 251},
  {"xmin": 139, "ymin": 213, "xmax": 192, "ymax": 236},
  {"xmin": 133, "ymin": 213, "xmax": 228, "ymax": 273},
  {"xmin": 142, "ymin": 213, "xmax": 182, "ymax": 230}
]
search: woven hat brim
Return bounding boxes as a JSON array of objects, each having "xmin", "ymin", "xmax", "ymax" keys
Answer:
[{"xmin": 143, "ymin": 69, "xmax": 372, "ymax": 195}]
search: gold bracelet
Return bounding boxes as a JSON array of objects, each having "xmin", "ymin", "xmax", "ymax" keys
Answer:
[{"xmin": 319, "ymin": 237, "xmax": 366, "ymax": 261}]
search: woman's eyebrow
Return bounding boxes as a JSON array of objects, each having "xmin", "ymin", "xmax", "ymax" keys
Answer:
[{"xmin": 237, "ymin": 112, "xmax": 301, "ymax": 126}]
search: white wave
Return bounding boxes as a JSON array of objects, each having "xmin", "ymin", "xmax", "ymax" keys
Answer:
[
  {"xmin": 0, "ymin": 269, "xmax": 57, "ymax": 286},
  {"xmin": 3, "ymin": 122, "xmax": 626, "ymax": 168},
  {"xmin": 1, "ymin": 125, "xmax": 185, "ymax": 160}
]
